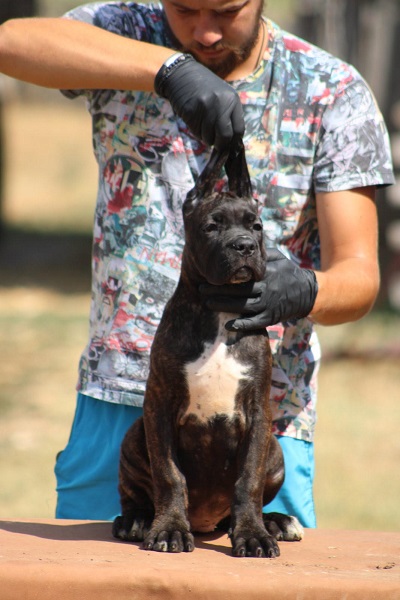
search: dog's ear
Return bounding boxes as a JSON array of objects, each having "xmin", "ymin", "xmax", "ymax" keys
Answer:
[
  {"xmin": 225, "ymin": 138, "xmax": 253, "ymax": 199},
  {"xmin": 183, "ymin": 138, "xmax": 252, "ymax": 216},
  {"xmin": 183, "ymin": 147, "xmax": 229, "ymax": 215}
]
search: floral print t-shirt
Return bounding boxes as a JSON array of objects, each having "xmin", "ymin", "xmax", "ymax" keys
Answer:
[{"xmin": 64, "ymin": 2, "xmax": 394, "ymax": 441}]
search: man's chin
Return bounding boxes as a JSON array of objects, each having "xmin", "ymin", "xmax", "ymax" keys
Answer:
[{"xmin": 191, "ymin": 51, "xmax": 240, "ymax": 79}]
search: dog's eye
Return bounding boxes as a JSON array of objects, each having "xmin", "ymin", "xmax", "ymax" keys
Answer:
[
  {"xmin": 204, "ymin": 223, "xmax": 219, "ymax": 233},
  {"xmin": 252, "ymin": 223, "xmax": 263, "ymax": 231}
]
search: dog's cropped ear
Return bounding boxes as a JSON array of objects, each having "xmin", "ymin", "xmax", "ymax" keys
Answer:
[
  {"xmin": 183, "ymin": 138, "xmax": 252, "ymax": 215},
  {"xmin": 183, "ymin": 147, "xmax": 229, "ymax": 215},
  {"xmin": 225, "ymin": 138, "xmax": 253, "ymax": 199}
]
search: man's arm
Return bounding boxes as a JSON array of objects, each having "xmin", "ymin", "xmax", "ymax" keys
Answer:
[
  {"xmin": 0, "ymin": 17, "xmax": 174, "ymax": 91},
  {"xmin": 311, "ymin": 186, "xmax": 380, "ymax": 325},
  {"xmin": 0, "ymin": 17, "xmax": 244, "ymax": 149}
]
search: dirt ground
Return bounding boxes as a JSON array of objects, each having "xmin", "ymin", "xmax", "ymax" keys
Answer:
[{"xmin": 1, "ymin": 99, "xmax": 400, "ymax": 530}]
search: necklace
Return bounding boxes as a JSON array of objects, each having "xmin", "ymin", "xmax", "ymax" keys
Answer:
[{"xmin": 255, "ymin": 19, "xmax": 266, "ymax": 70}]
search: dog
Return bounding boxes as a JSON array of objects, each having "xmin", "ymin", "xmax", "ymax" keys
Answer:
[{"xmin": 112, "ymin": 143, "xmax": 304, "ymax": 557}]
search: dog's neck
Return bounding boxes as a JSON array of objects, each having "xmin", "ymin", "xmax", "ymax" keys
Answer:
[
  {"xmin": 177, "ymin": 257, "xmax": 264, "ymax": 345},
  {"xmin": 179, "ymin": 253, "xmax": 208, "ymax": 298}
]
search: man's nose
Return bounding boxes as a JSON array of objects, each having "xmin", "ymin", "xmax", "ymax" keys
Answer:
[{"xmin": 193, "ymin": 12, "xmax": 223, "ymax": 47}]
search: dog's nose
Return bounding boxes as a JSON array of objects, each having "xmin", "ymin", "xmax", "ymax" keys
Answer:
[{"xmin": 231, "ymin": 236, "xmax": 256, "ymax": 257}]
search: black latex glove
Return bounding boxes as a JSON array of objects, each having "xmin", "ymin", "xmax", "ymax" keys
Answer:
[
  {"xmin": 154, "ymin": 53, "xmax": 244, "ymax": 150},
  {"xmin": 200, "ymin": 249, "xmax": 319, "ymax": 331}
]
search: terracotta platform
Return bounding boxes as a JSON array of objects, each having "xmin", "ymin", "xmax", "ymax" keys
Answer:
[{"xmin": 0, "ymin": 519, "xmax": 399, "ymax": 599}]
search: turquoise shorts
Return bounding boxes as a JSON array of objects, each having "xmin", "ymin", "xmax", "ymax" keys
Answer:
[{"xmin": 55, "ymin": 393, "xmax": 316, "ymax": 527}]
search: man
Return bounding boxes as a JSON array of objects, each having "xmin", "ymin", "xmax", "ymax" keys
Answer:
[{"xmin": 0, "ymin": 0, "xmax": 393, "ymax": 527}]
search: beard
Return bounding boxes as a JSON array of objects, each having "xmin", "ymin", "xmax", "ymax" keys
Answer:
[{"xmin": 162, "ymin": 5, "xmax": 263, "ymax": 79}]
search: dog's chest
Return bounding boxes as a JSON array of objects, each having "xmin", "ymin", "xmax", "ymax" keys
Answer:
[{"xmin": 182, "ymin": 314, "xmax": 249, "ymax": 423}]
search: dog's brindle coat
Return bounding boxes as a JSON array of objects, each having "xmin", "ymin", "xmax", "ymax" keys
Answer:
[{"xmin": 113, "ymin": 147, "xmax": 303, "ymax": 557}]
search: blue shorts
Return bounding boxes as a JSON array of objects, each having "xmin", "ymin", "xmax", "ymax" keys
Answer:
[{"xmin": 55, "ymin": 393, "xmax": 316, "ymax": 527}]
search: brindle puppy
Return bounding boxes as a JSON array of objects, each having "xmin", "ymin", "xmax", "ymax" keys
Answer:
[{"xmin": 113, "ymin": 144, "xmax": 303, "ymax": 557}]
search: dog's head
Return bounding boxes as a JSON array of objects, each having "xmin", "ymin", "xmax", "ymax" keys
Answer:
[{"xmin": 182, "ymin": 143, "xmax": 266, "ymax": 286}]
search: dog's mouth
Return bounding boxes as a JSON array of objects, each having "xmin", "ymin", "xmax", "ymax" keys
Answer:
[{"xmin": 229, "ymin": 266, "xmax": 254, "ymax": 284}]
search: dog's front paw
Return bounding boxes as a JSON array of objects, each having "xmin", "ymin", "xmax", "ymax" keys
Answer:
[
  {"xmin": 112, "ymin": 513, "xmax": 152, "ymax": 542},
  {"xmin": 230, "ymin": 524, "xmax": 280, "ymax": 558},
  {"xmin": 143, "ymin": 516, "xmax": 195, "ymax": 553},
  {"xmin": 262, "ymin": 512, "xmax": 304, "ymax": 541}
]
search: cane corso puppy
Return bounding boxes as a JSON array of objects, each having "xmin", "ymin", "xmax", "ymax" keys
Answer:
[{"xmin": 113, "ymin": 143, "xmax": 303, "ymax": 557}]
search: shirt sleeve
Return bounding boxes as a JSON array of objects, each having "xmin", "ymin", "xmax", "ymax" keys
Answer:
[{"xmin": 313, "ymin": 72, "xmax": 395, "ymax": 192}]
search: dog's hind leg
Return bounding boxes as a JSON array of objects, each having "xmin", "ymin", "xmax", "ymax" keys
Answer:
[
  {"xmin": 260, "ymin": 437, "xmax": 304, "ymax": 542},
  {"xmin": 112, "ymin": 418, "xmax": 155, "ymax": 543},
  {"xmin": 262, "ymin": 512, "xmax": 304, "ymax": 541}
]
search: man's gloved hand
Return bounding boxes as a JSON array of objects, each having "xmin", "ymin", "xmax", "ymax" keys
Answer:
[
  {"xmin": 199, "ymin": 249, "xmax": 319, "ymax": 331},
  {"xmin": 154, "ymin": 53, "xmax": 244, "ymax": 150}
]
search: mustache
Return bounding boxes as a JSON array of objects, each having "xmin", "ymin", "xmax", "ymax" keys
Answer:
[
  {"xmin": 187, "ymin": 40, "xmax": 243, "ymax": 57},
  {"xmin": 190, "ymin": 41, "xmax": 235, "ymax": 52}
]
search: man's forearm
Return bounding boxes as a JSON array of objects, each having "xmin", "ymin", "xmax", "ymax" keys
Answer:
[
  {"xmin": 0, "ymin": 17, "xmax": 175, "ymax": 91},
  {"xmin": 312, "ymin": 187, "xmax": 380, "ymax": 326},
  {"xmin": 0, "ymin": 17, "xmax": 245, "ymax": 152},
  {"xmin": 311, "ymin": 258, "xmax": 380, "ymax": 326}
]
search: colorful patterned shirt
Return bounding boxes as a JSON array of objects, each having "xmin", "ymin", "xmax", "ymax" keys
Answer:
[{"xmin": 64, "ymin": 2, "xmax": 394, "ymax": 441}]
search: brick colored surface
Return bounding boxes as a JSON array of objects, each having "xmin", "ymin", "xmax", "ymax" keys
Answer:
[{"xmin": 0, "ymin": 519, "xmax": 399, "ymax": 599}]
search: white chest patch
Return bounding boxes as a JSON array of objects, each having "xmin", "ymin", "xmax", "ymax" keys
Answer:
[{"xmin": 183, "ymin": 314, "xmax": 249, "ymax": 423}]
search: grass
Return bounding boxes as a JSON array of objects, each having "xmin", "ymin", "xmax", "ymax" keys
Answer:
[
  {"xmin": 314, "ymin": 316, "xmax": 400, "ymax": 530},
  {"xmin": 1, "ymin": 99, "xmax": 400, "ymax": 531},
  {"xmin": 0, "ymin": 290, "xmax": 90, "ymax": 518},
  {"xmin": 315, "ymin": 354, "xmax": 400, "ymax": 530},
  {"xmin": 1, "ymin": 293, "xmax": 399, "ymax": 529}
]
